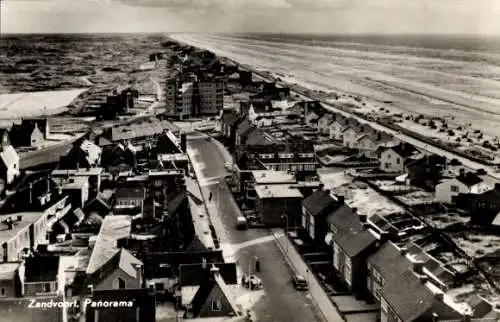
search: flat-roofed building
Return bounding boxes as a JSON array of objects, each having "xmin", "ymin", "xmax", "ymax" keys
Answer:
[{"xmin": 254, "ymin": 184, "xmax": 303, "ymax": 227}]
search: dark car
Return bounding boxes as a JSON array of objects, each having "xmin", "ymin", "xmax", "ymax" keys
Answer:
[{"xmin": 292, "ymin": 274, "xmax": 308, "ymax": 291}]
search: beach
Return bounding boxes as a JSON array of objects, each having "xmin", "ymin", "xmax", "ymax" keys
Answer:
[{"xmin": 170, "ymin": 33, "xmax": 500, "ymax": 139}]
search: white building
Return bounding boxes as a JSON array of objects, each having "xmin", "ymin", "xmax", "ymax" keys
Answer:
[
  {"xmin": 379, "ymin": 143, "xmax": 419, "ymax": 173},
  {"xmin": 435, "ymin": 173, "xmax": 492, "ymax": 204}
]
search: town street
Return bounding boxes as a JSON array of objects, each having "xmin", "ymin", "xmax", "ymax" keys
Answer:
[{"xmin": 187, "ymin": 134, "xmax": 327, "ymax": 322}]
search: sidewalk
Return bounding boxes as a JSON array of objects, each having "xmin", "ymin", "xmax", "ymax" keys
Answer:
[{"xmin": 271, "ymin": 229, "xmax": 345, "ymax": 322}]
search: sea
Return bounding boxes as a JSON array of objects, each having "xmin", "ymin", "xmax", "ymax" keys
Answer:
[{"xmin": 170, "ymin": 33, "xmax": 500, "ymax": 137}]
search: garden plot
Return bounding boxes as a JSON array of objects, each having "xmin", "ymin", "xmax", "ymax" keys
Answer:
[{"xmin": 450, "ymin": 232, "xmax": 500, "ymax": 258}]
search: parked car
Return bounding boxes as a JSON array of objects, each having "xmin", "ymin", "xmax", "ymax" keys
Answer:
[
  {"xmin": 292, "ymin": 274, "xmax": 308, "ymax": 291},
  {"xmin": 241, "ymin": 275, "xmax": 262, "ymax": 290},
  {"xmin": 236, "ymin": 216, "xmax": 248, "ymax": 230}
]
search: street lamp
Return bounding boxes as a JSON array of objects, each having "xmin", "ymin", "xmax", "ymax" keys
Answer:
[{"xmin": 281, "ymin": 214, "xmax": 289, "ymax": 253}]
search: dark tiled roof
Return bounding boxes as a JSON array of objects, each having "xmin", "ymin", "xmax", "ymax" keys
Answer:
[
  {"xmin": 115, "ymin": 187, "xmax": 145, "ymax": 199},
  {"xmin": 190, "ymin": 271, "xmax": 239, "ymax": 317},
  {"xmin": 302, "ymin": 189, "xmax": 337, "ymax": 217},
  {"xmin": 455, "ymin": 173, "xmax": 483, "ymax": 187},
  {"xmin": 236, "ymin": 119, "xmax": 253, "ymax": 136},
  {"xmin": 390, "ymin": 143, "xmax": 419, "ymax": 159},
  {"xmin": 367, "ymin": 242, "xmax": 411, "ymax": 280},
  {"xmin": 381, "ymin": 269, "xmax": 434, "ymax": 322},
  {"xmin": 476, "ymin": 186, "xmax": 500, "ymax": 203},
  {"xmin": 25, "ymin": 255, "xmax": 59, "ymax": 282},
  {"xmin": 180, "ymin": 262, "xmax": 237, "ymax": 286},
  {"xmin": 327, "ymin": 204, "xmax": 377, "ymax": 257},
  {"xmin": 245, "ymin": 128, "xmax": 274, "ymax": 146}
]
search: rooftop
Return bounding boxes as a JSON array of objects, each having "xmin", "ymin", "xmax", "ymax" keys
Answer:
[
  {"xmin": 115, "ymin": 187, "xmax": 145, "ymax": 200},
  {"xmin": 25, "ymin": 255, "xmax": 60, "ymax": 283},
  {"xmin": 254, "ymin": 184, "xmax": 303, "ymax": 199},
  {"xmin": 110, "ymin": 119, "xmax": 180, "ymax": 142},
  {"xmin": 54, "ymin": 176, "xmax": 89, "ymax": 190},
  {"xmin": 0, "ymin": 262, "xmax": 20, "ymax": 280},
  {"xmin": 51, "ymin": 168, "xmax": 103, "ymax": 176},
  {"xmin": 0, "ymin": 212, "xmax": 45, "ymax": 245},
  {"xmin": 252, "ymin": 170, "xmax": 296, "ymax": 185},
  {"xmin": 302, "ymin": 188, "xmax": 338, "ymax": 217},
  {"xmin": 86, "ymin": 215, "xmax": 131, "ymax": 275},
  {"xmin": 158, "ymin": 153, "xmax": 189, "ymax": 162}
]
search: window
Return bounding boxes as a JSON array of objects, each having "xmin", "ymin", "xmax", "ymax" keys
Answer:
[
  {"xmin": 113, "ymin": 277, "xmax": 126, "ymax": 289},
  {"xmin": 0, "ymin": 288, "xmax": 5, "ymax": 297},
  {"xmin": 396, "ymin": 158, "xmax": 401, "ymax": 165},
  {"xmin": 451, "ymin": 185, "xmax": 459, "ymax": 192},
  {"xmin": 44, "ymin": 283, "xmax": 51, "ymax": 292},
  {"xmin": 211, "ymin": 299, "xmax": 221, "ymax": 311}
]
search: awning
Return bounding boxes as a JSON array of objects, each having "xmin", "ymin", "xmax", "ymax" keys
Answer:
[{"xmin": 324, "ymin": 232, "xmax": 334, "ymax": 246}]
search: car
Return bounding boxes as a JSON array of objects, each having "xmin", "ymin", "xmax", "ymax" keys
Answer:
[
  {"xmin": 292, "ymin": 274, "xmax": 308, "ymax": 291},
  {"xmin": 241, "ymin": 275, "xmax": 262, "ymax": 290}
]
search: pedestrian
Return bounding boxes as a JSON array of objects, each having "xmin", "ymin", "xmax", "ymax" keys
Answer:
[{"xmin": 255, "ymin": 259, "xmax": 260, "ymax": 272}]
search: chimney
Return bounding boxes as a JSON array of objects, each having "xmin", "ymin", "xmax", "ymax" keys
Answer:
[
  {"xmin": 462, "ymin": 313, "xmax": 472, "ymax": 322},
  {"xmin": 180, "ymin": 133, "xmax": 187, "ymax": 153},
  {"xmin": 358, "ymin": 214, "xmax": 367, "ymax": 224},
  {"xmin": 210, "ymin": 265, "xmax": 220, "ymax": 275},
  {"xmin": 336, "ymin": 195, "xmax": 345, "ymax": 204},
  {"xmin": 412, "ymin": 260, "xmax": 424, "ymax": 275},
  {"xmin": 399, "ymin": 247, "xmax": 408, "ymax": 256},
  {"xmin": 6, "ymin": 218, "xmax": 13, "ymax": 230},
  {"xmin": 419, "ymin": 275, "xmax": 429, "ymax": 284},
  {"xmin": 17, "ymin": 215, "xmax": 22, "ymax": 222},
  {"xmin": 28, "ymin": 183, "xmax": 33, "ymax": 204},
  {"xmin": 459, "ymin": 168, "xmax": 465, "ymax": 175},
  {"xmin": 379, "ymin": 231, "xmax": 389, "ymax": 242},
  {"xmin": 351, "ymin": 207, "xmax": 358, "ymax": 214},
  {"xmin": 318, "ymin": 183, "xmax": 324, "ymax": 189},
  {"xmin": 432, "ymin": 313, "xmax": 439, "ymax": 322}
]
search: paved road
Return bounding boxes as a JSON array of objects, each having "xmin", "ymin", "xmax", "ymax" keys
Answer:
[{"xmin": 187, "ymin": 136, "xmax": 326, "ymax": 322}]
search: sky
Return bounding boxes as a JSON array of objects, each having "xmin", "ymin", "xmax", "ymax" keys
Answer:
[{"xmin": 2, "ymin": 0, "xmax": 500, "ymax": 34}]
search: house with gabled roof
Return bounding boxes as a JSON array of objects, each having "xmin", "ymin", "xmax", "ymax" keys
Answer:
[
  {"xmin": 379, "ymin": 142, "xmax": 419, "ymax": 173},
  {"xmin": 329, "ymin": 116, "xmax": 350, "ymax": 141},
  {"xmin": 60, "ymin": 138, "xmax": 102, "ymax": 169},
  {"xmin": 380, "ymin": 265, "xmax": 466, "ymax": 322},
  {"xmin": 183, "ymin": 265, "xmax": 240, "ymax": 319},
  {"xmin": 326, "ymin": 204, "xmax": 378, "ymax": 299},
  {"xmin": 435, "ymin": 170, "xmax": 491, "ymax": 204},
  {"xmin": 235, "ymin": 119, "xmax": 254, "ymax": 146},
  {"xmin": 301, "ymin": 187, "xmax": 341, "ymax": 243},
  {"xmin": 85, "ymin": 216, "xmax": 143, "ymax": 291},
  {"xmin": 318, "ymin": 114, "xmax": 335, "ymax": 134}
]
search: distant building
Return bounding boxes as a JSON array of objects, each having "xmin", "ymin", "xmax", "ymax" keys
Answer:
[
  {"xmin": 0, "ymin": 129, "xmax": 20, "ymax": 185},
  {"xmin": 379, "ymin": 143, "xmax": 419, "ymax": 173},
  {"xmin": 60, "ymin": 139, "xmax": 102, "ymax": 169},
  {"xmin": 435, "ymin": 170, "xmax": 490, "ymax": 204}
]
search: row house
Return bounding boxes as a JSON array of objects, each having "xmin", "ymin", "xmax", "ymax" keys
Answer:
[
  {"xmin": 342, "ymin": 123, "xmax": 376, "ymax": 149},
  {"xmin": 301, "ymin": 188, "xmax": 341, "ymax": 244},
  {"xmin": 248, "ymin": 100, "xmax": 300, "ymax": 127},
  {"xmin": 355, "ymin": 131, "xmax": 395, "ymax": 158},
  {"xmin": 246, "ymin": 142, "xmax": 317, "ymax": 181},
  {"xmin": 326, "ymin": 206, "xmax": 378, "ymax": 299},
  {"xmin": 302, "ymin": 101, "xmax": 326, "ymax": 128},
  {"xmin": 329, "ymin": 117, "xmax": 351, "ymax": 141},
  {"xmin": 0, "ymin": 195, "xmax": 70, "ymax": 263}
]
